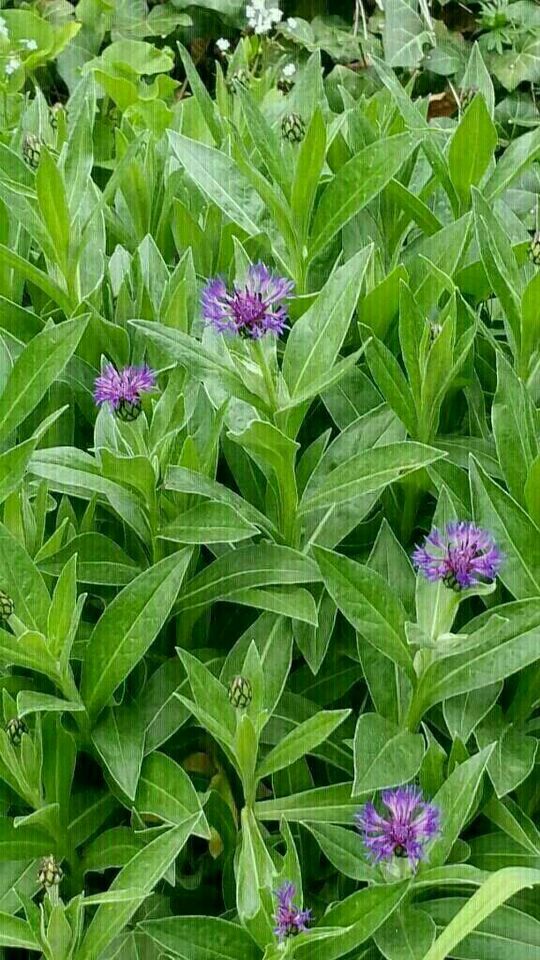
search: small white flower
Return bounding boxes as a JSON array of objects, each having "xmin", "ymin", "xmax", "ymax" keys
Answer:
[
  {"xmin": 216, "ymin": 37, "xmax": 230, "ymax": 52},
  {"xmin": 5, "ymin": 56, "xmax": 21, "ymax": 76},
  {"xmin": 21, "ymin": 38, "xmax": 38, "ymax": 51},
  {"xmin": 269, "ymin": 7, "xmax": 282, "ymax": 21},
  {"xmin": 246, "ymin": 0, "xmax": 282, "ymax": 34},
  {"xmin": 287, "ymin": 17, "xmax": 298, "ymax": 28},
  {"xmin": 0, "ymin": 17, "xmax": 8, "ymax": 39},
  {"xmin": 282, "ymin": 62, "xmax": 296, "ymax": 78}
]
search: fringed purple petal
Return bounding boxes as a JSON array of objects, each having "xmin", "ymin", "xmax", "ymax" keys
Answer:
[
  {"xmin": 413, "ymin": 521, "xmax": 502, "ymax": 590},
  {"xmin": 274, "ymin": 881, "xmax": 311, "ymax": 941},
  {"xmin": 201, "ymin": 263, "xmax": 294, "ymax": 339},
  {"xmin": 94, "ymin": 364, "xmax": 155, "ymax": 409},
  {"xmin": 355, "ymin": 786, "xmax": 440, "ymax": 870}
]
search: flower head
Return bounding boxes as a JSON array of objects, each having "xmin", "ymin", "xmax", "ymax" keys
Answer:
[
  {"xmin": 413, "ymin": 521, "xmax": 502, "ymax": 591},
  {"xmin": 21, "ymin": 38, "xmax": 38, "ymax": 51},
  {"xmin": 202, "ymin": 263, "xmax": 294, "ymax": 339},
  {"xmin": 287, "ymin": 17, "xmax": 298, "ymax": 27},
  {"xmin": 355, "ymin": 786, "xmax": 440, "ymax": 870},
  {"xmin": 274, "ymin": 882, "xmax": 311, "ymax": 941},
  {"xmin": 94, "ymin": 364, "xmax": 155, "ymax": 421},
  {"xmin": 246, "ymin": 0, "xmax": 282, "ymax": 34},
  {"xmin": 0, "ymin": 17, "xmax": 8, "ymax": 39},
  {"xmin": 282, "ymin": 62, "xmax": 296, "ymax": 78},
  {"xmin": 216, "ymin": 37, "xmax": 230, "ymax": 52}
]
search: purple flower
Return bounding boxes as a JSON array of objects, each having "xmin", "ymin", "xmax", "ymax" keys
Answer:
[
  {"xmin": 274, "ymin": 882, "xmax": 311, "ymax": 941},
  {"xmin": 94, "ymin": 364, "xmax": 155, "ymax": 421},
  {"xmin": 201, "ymin": 263, "xmax": 294, "ymax": 339},
  {"xmin": 355, "ymin": 786, "xmax": 440, "ymax": 870},
  {"xmin": 412, "ymin": 521, "xmax": 502, "ymax": 591}
]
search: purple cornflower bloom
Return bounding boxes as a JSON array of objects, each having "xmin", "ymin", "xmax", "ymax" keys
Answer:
[
  {"xmin": 412, "ymin": 521, "xmax": 502, "ymax": 591},
  {"xmin": 94, "ymin": 364, "xmax": 155, "ymax": 421},
  {"xmin": 201, "ymin": 263, "xmax": 294, "ymax": 339},
  {"xmin": 355, "ymin": 786, "xmax": 440, "ymax": 870},
  {"xmin": 274, "ymin": 882, "xmax": 311, "ymax": 941}
]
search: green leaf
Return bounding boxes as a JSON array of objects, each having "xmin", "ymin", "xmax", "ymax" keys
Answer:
[
  {"xmin": 448, "ymin": 96, "xmax": 497, "ymax": 205},
  {"xmin": 0, "ymin": 521, "xmax": 50, "ymax": 632},
  {"xmin": 16, "ymin": 692, "xmax": 84, "ymax": 718},
  {"xmin": 475, "ymin": 706, "xmax": 538, "ymax": 798},
  {"xmin": 309, "ymin": 133, "xmax": 418, "ymax": 260},
  {"xmin": 291, "ymin": 107, "xmax": 326, "ymax": 243},
  {"xmin": 176, "ymin": 544, "xmax": 319, "ymax": 614},
  {"xmin": 491, "ymin": 352, "xmax": 538, "ymax": 505},
  {"xmin": 362, "ymin": 329, "xmax": 418, "ymax": 436},
  {"xmin": 135, "ymin": 752, "xmax": 209, "ymax": 839},
  {"xmin": 353, "ymin": 714, "xmax": 424, "ymax": 795},
  {"xmin": 255, "ymin": 782, "xmax": 358, "ymax": 823},
  {"xmin": 283, "ymin": 247, "xmax": 372, "ymax": 400},
  {"xmin": 140, "ymin": 916, "xmax": 261, "ymax": 960},
  {"xmin": 0, "ymin": 317, "xmax": 87, "ymax": 444},
  {"xmin": 422, "ymin": 869, "xmax": 540, "ymax": 960},
  {"xmin": 470, "ymin": 456, "xmax": 540, "ymax": 599},
  {"xmin": 81, "ymin": 549, "xmax": 192, "ymax": 722},
  {"xmin": 39, "ymin": 533, "xmax": 140, "ymax": 586},
  {"xmin": 296, "ymin": 882, "xmax": 410, "ymax": 960},
  {"xmin": 427, "ymin": 748, "xmax": 493, "ymax": 868},
  {"xmin": 92, "ymin": 704, "xmax": 146, "ymax": 802},
  {"xmin": 257, "ymin": 710, "xmax": 349, "ymax": 779},
  {"xmin": 177, "ymin": 42, "xmax": 222, "ymax": 146},
  {"xmin": 159, "ymin": 502, "xmax": 258, "ymax": 544},
  {"xmin": 36, "ymin": 148, "xmax": 70, "ymax": 272},
  {"xmin": 314, "ymin": 547, "xmax": 414, "ymax": 680},
  {"xmin": 300, "ymin": 442, "xmax": 443, "ymax": 514},
  {"xmin": 374, "ymin": 906, "xmax": 436, "ymax": 960},
  {"xmin": 0, "ymin": 439, "xmax": 38, "ymax": 506},
  {"xmin": 305, "ymin": 822, "xmax": 377, "ymax": 881},
  {"xmin": 0, "ymin": 913, "xmax": 39, "ymax": 951},
  {"xmin": 167, "ymin": 131, "xmax": 261, "ymax": 236},
  {"xmin": 75, "ymin": 815, "xmax": 202, "ymax": 960}
]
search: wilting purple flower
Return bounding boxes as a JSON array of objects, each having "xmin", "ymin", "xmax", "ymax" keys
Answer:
[
  {"xmin": 201, "ymin": 263, "xmax": 294, "ymax": 339},
  {"xmin": 274, "ymin": 882, "xmax": 311, "ymax": 941},
  {"xmin": 94, "ymin": 364, "xmax": 155, "ymax": 421},
  {"xmin": 412, "ymin": 521, "xmax": 502, "ymax": 591},
  {"xmin": 355, "ymin": 786, "xmax": 440, "ymax": 870}
]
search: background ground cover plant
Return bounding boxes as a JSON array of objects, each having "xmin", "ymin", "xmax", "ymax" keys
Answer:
[{"xmin": 0, "ymin": 2, "xmax": 539, "ymax": 959}]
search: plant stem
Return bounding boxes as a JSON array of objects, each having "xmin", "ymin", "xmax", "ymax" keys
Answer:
[{"xmin": 253, "ymin": 339, "xmax": 278, "ymax": 412}]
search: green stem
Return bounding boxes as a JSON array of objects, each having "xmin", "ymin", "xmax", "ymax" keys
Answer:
[{"xmin": 253, "ymin": 339, "xmax": 278, "ymax": 412}]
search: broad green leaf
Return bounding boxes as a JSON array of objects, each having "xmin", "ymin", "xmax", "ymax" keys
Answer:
[
  {"xmin": 374, "ymin": 906, "xmax": 436, "ymax": 960},
  {"xmin": 167, "ymin": 131, "xmax": 261, "ymax": 235},
  {"xmin": 296, "ymin": 881, "xmax": 410, "ymax": 960},
  {"xmin": 0, "ymin": 317, "xmax": 87, "ymax": 444},
  {"xmin": 470, "ymin": 456, "xmax": 540, "ymax": 599},
  {"xmin": 0, "ymin": 439, "xmax": 38, "ymax": 506},
  {"xmin": 427, "ymin": 748, "xmax": 493, "ymax": 868},
  {"xmin": 176, "ymin": 544, "xmax": 319, "ymax": 614},
  {"xmin": 92, "ymin": 704, "xmax": 145, "ymax": 802},
  {"xmin": 300, "ymin": 442, "xmax": 443, "ymax": 514},
  {"xmin": 76, "ymin": 815, "xmax": 201, "ymax": 960},
  {"xmin": 443, "ymin": 683, "xmax": 502, "ymax": 743},
  {"xmin": 0, "ymin": 913, "xmax": 39, "ymax": 950},
  {"xmin": 177, "ymin": 42, "xmax": 222, "ymax": 145},
  {"xmin": 314, "ymin": 547, "xmax": 414, "ymax": 680},
  {"xmin": 255, "ymin": 782, "xmax": 358, "ymax": 823},
  {"xmin": 16, "ymin": 692, "xmax": 84, "ymax": 718},
  {"xmin": 309, "ymin": 133, "xmax": 418, "ymax": 260},
  {"xmin": 135, "ymin": 752, "xmax": 209, "ymax": 840},
  {"xmin": 491, "ymin": 352, "xmax": 538, "ymax": 505},
  {"xmin": 305, "ymin": 822, "xmax": 377, "ymax": 881},
  {"xmin": 475, "ymin": 706, "xmax": 538, "ymax": 798},
  {"xmin": 353, "ymin": 713, "xmax": 424, "ymax": 795},
  {"xmin": 257, "ymin": 710, "xmax": 350, "ymax": 779},
  {"xmin": 0, "ymin": 521, "xmax": 50, "ymax": 632},
  {"xmin": 81, "ymin": 549, "xmax": 192, "ymax": 721},
  {"xmin": 291, "ymin": 107, "xmax": 326, "ymax": 243},
  {"xmin": 159, "ymin": 502, "xmax": 258, "ymax": 544},
  {"xmin": 141, "ymin": 916, "xmax": 261, "ymax": 960},
  {"xmin": 283, "ymin": 247, "xmax": 372, "ymax": 399},
  {"xmin": 36, "ymin": 148, "xmax": 70, "ymax": 271},
  {"xmin": 422, "ymin": 869, "xmax": 540, "ymax": 960},
  {"xmin": 448, "ymin": 96, "xmax": 497, "ymax": 205},
  {"xmin": 39, "ymin": 533, "xmax": 140, "ymax": 586}
]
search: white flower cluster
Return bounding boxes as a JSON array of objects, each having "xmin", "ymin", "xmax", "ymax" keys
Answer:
[
  {"xmin": 246, "ymin": 0, "xmax": 282, "ymax": 35},
  {"xmin": 282, "ymin": 62, "xmax": 296, "ymax": 78},
  {"xmin": 216, "ymin": 37, "xmax": 230, "ymax": 52},
  {"xmin": 5, "ymin": 56, "xmax": 20, "ymax": 76},
  {"xmin": 0, "ymin": 17, "xmax": 8, "ymax": 40}
]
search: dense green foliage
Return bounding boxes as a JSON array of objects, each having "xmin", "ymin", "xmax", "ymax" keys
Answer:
[{"xmin": 0, "ymin": 3, "xmax": 539, "ymax": 960}]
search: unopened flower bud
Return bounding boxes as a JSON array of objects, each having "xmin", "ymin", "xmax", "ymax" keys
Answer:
[
  {"xmin": 528, "ymin": 232, "xmax": 540, "ymax": 267},
  {"xmin": 5, "ymin": 716, "xmax": 27, "ymax": 746},
  {"xmin": 22, "ymin": 133, "xmax": 42, "ymax": 170},
  {"xmin": 116, "ymin": 397, "xmax": 142, "ymax": 422},
  {"xmin": 228, "ymin": 675, "xmax": 252, "ymax": 708},
  {"xmin": 0, "ymin": 590, "xmax": 14, "ymax": 621},
  {"xmin": 38, "ymin": 855, "xmax": 63, "ymax": 889},
  {"xmin": 281, "ymin": 113, "xmax": 305, "ymax": 143}
]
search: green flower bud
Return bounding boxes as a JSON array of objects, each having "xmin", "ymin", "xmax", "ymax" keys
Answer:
[
  {"xmin": 5, "ymin": 716, "xmax": 27, "ymax": 746},
  {"xmin": 228, "ymin": 675, "xmax": 252, "ymax": 709},
  {"xmin": 116, "ymin": 397, "xmax": 142, "ymax": 422},
  {"xmin": 0, "ymin": 590, "xmax": 14, "ymax": 621},
  {"xmin": 22, "ymin": 133, "xmax": 42, "ymax": 170},
  {"xmin": 528, "ymin": 232, "xmax": 540, "ymax": 267},
  {"xmin": 281, "ymin": 113, "xmax": 305, "ymax": 143},
  {"xmin": 38, "ymin": 855, "xmax": 63, "ymax": 889}
]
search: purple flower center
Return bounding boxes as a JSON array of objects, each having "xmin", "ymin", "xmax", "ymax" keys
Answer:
[
  {"xmin": 355, "ymin": 786, "xmax": 440, "ymax": 870},
  {"xmin": 201, "ymin": 263, "xmax": 294, "ymax": 339},
  {"xmin": 274, "ymin": 882, "xmax": 311, "ymax": 941},
  {"xmin": 412, "ymin": 521, "xmax": 502, "ymax": 590}
]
